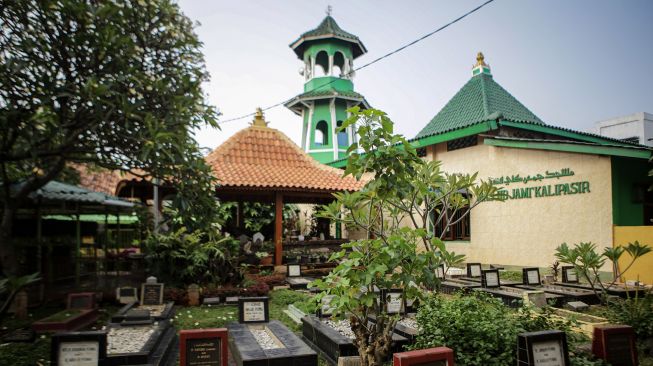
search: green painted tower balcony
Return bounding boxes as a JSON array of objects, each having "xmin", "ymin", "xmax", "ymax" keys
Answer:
[{"xmin": 285, "ymin": 12, "xmax": 369, "ymax": 164}]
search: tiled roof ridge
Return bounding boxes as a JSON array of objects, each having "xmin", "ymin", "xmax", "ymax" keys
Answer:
[{"xmin": 479, "ymin": 73, "xmax": 490, "ymax": 117}]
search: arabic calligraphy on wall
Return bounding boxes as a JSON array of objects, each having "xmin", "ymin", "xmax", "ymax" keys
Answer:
[
  {"xmin": 490, "ymin": 168, "xmax": 591, "ymax": 200},
  {"xmin": 489, "ymin": 168, "xmax": 575, "ymax": 186}
]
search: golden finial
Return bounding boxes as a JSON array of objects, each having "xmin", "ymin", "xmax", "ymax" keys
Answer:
[
  {"xmin": 252, "ymin": 107, "xmax": 268, "ymax": 127},
  {"xmin": 474, "ymin": 52, "xmax": 488, "ymax": 68}
]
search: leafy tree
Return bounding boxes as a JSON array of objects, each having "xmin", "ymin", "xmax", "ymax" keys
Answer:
[
  {"xmin": 0, "ymin": 0, "xmax": 219, "ymax": 275},
  {"xmin": 555, "ymin": 241, "xmax": 651, "ymax": 303},
  {"xmin": 313, "ymin": 107, "xmax": 502, "ymax": 366}
]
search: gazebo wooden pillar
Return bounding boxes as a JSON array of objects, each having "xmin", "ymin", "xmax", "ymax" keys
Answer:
[{"xmin": 274, "ymin": 192, "xmax": 283, "ymax": 265}]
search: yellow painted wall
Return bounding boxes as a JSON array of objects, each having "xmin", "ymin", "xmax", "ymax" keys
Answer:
[
  {"xmin": 426, "ymin": 139, "xmax": 614, "ymax": 269},
  {"xmin": 613, "ymin": 226, "xmax": 653, "ymax": 284}
]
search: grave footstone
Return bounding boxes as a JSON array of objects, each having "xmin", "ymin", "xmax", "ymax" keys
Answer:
[
  {"xmin": 115, "ymin": 287, "xmax": 138, "ymax": 305},
  {"xmin": 51, "ymin": 330, "xmax": 107, "ymax": 366},
  {"xmin": 13, "ymin": 290, "xmax": 28, "ymax": 320},
  {"xmin": 522, "ymin": 291, "xmax": 547, "ymax": 308},
  {"xmin": 466, "ymin": 263, "xmax": 482, "ymax": 278},
  {"xmin": 179, "ymin": 328, "xmax": 228, "ymax": 366},
  {"xmin": 393, "ymin": 346, "xmax": 455, "ymax": 366},
  {"xmin": 517, "ymin": 330, "xmax": 569, "ymax": 366},
  {"xmin": 188, "ymin": 284, "xmax": 200, "ymax": 306},
  {"xmin": 2, "ymin": 328, "xmax": 36, "ymax": 343},
  {"xmin": 140, "ymin": 282, "xmax": 164, "ymax": 306},
  {"xmin": 564, "ymin": 301, "xmax": 589, "ymax": 312},
  {"xmin": 592, "ymin": 325, "xmax": 638, "ymax": 366},
  {"xmin": 67, "ymin": 292, "xmax": 96, "ymax": 310},
  {"xmin": 203, "ymin": 297, "xmax": 221, "ymax": 306},
  {"xmin": 225, "ymin": 296, "xmax": 239, "ymax": 305},
  {"xmin": 561, "ymin": 266, "xmax": 578, "ymax": 283},
  {"xmin": 238, "ymin": 297, "xmax": 269, "ymax": 323},
  {"xmin": 522, "ymin": 268, "xmax": 541, "ymax": 286}
]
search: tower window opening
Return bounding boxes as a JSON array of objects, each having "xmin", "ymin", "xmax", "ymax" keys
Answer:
[
  {"xmin": 336, "ymin": 120, "xmax": 348, "ymax": 147},
  {"xmin": 333, "ymin": 51, "xmax": 346, "ymax": 77},
  {"xmin": 315, "ymin": 121, "xmax": 329, "ymax": 145},
  {"xmin": 315, "ymin": 51, "xmax": 329, "ymax": 76}
]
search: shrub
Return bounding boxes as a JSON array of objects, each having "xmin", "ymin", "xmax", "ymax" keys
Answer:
[
  {"xmin": 413, "ymin": 292, "xmax": 519, "ymax": 366},
  {"xmin": 201, "ymin": 281, "xmax": 270, "ymax": 300},
  {"xmin": 164, "ymin": 287, "xmax": 189, "ymax": 305},
  {"xmin": 605, "ymin": 294, "xmax": 653, "ymax": 339},
  {"xmin": 413, "ymin": 292, "xmax": 605, "ymax": 366}
]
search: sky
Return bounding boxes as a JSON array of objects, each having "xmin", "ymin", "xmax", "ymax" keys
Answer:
[{"xmin": 177, "ymin": 0, "xmax": 653, "ymax": 153}]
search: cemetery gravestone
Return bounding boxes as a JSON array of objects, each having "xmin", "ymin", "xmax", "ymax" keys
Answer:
[
  {"xmin": 381, "ymin": 290, "xmax": 405, "ymax": 315},
  {"xmin": 140, "ymin": 282, "xmax": 164, "ymax": 305},
  {"xmin": 466, "ymin": 263, "xmax": 482, "ymax": 278},
  {"xmin": 68, "ymin": 292, "xmax": 96, "ymax": 310},
  {"xmin": 517, "ymin": 330, "xmax": 569, "ymax": 366},
  {"xmin": 116, "ymin": 287, "xmax": 138, "ymax": 305},
  {"xmin": 179, "ymin": 328, "xmax": 228, "ymax": 366},
  {"xmin": 435, "ymin": 264, "xmax": 445, "ymax": 279},
  {"xmin": 561, "ymin": 266, "xmax": 578, "ymax": 283},
  {"xmin": 13, "ymin": 290, "xmax": 28, "ymax": 320},
  {"xmin": 592, "ymin": 325, "xmax": 637, "ymax": 366},
  {"xmin": 238, "ymin": 297, "xmax": 269, "ymax": 323},
  {"xmin": 481, "ymin": 269, "xmax": 500, "ymax": 288},
  {"xmin": 393, "ymin": 346, "xmax": 455, "ymax": 366},
  {"xmin": 523, "ymin": 268, "xmax": 541, "ymax": 286},
  {"xmin": 146, "ymin": 276, "xmax": 158, "ymax": 284},
  {"xmin": 318, "ymin": 295, "xmax": 335, "ymax": 317},
  {"xmin": 287, "ymin": 264, "xmax": 301, "ymax": 277},
  {"xmin": 188, "ymin": 284, "xmax": 200, "ymax": 307},
  {"xmin": 51, "ymin": 331, "xmax": 107, "ymax": 366},
  {"xmin": 522, "ymin": 291, "xmax": 547, "ymax": 308}
]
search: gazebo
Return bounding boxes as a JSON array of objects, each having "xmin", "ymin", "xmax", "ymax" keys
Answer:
[{"xmin": 206, "ymin": 109, "xmax": 365, "ymax": 265}]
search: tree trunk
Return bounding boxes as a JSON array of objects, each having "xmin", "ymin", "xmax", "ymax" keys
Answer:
[
  {"xmin": 351, "ymin": 314, "xmax": 396, "ymax": 366},
  {"xmin": 0, "ymin": 202, "xmax": 18, "ymax": 277}
]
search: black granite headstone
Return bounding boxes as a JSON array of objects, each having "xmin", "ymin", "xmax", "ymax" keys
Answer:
[
  {"xmin": 140, "ymin": 283, "xmax": 164, "ymax": 305},
  {"xmin": 466, "ymin": 263, "xmax": 482, "ymax": 278},
  {"xmin": 51, "ymin": 331, "xmax": 107, "ymax": 366},
  {"xmin": 238, "ymin": 297, "xmax": 269, "ymax": 323},
  {"xmin": 561, "ymin": 266, "xmax": 578, "ymax": 283},
  {"xmin": 523, "ymin": 268, "xmax": 541, "ymax": 286},
  {"xmin": 517, "ymin": 330, "xmax": 569, "ymax": 366},
  {"xmin": 481, "ymin": 269, "xmax": 501, "ymax": 288}
]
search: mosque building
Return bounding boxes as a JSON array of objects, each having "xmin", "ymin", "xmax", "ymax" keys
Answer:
[{"xmin": 289, "ymin": 15, "xmax": 653, "ymax": 280}]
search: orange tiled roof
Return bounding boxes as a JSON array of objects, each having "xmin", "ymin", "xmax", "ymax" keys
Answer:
[
  {"xmin": 205, "ymin": 124, "xmax": 365, "ymax": 192},
  {"xmin": 75, "ymin": 165, "xmax": 143, "ymax": 195}
]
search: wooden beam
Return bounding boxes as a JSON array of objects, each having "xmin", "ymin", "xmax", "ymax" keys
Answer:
[{"xmin": 274, "ymin": 192, "xmax": 283, "ymax": 266}]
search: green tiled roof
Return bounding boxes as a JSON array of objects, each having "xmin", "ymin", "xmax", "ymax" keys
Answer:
[
  {"xmin": 290, "ymin": 16, "xmax": 367, "ymax": 58},
  {"xmin": 416, "ymin": 73, "xmax": 545, "ymax": 139},
  {"xmin": 10, "ymin": 180, "xmax": 134, "ymax": 207},
  {"xmin": 285, "ymin": 88, "xmax": 368, "ymax": 115}
]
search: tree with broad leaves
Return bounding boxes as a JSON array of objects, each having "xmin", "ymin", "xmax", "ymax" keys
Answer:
[
  {"xmin": 313, "ymin": 107, "xmax": 503, "ymax": 366},
  {"xmin": 0, "ymin": 0, "xmax": 220, "ymax": 276}
]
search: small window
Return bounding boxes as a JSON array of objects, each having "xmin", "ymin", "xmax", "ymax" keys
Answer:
[
  {"xmin": 432, "ymin": 207, "xmax": 471, "ymax": 241},
  {"xmin": 315, "ymin": 121, "xmax": 328, "ymax": 145},
  {"xmin": 336, "ymin": 121, "xmax": 348, "ymax": 147}
]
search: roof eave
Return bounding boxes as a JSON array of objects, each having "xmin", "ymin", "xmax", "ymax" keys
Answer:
[{"xmin": 290, "ymin": 35, "xmax": 367, "ymax": 59}]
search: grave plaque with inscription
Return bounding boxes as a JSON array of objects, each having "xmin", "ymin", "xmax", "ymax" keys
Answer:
[
  {"xmin": 238, "ymin": 297, "xmax": 269, "ymax": 323},
  {"xmin": 287, "ymin": 264, "xmax": 301, "ymax": 277},
  {"xmin": 482, "ymin": 269, "xmax": 500, "ymax": 288},
  {"xmin": 51, "ymin": 331, "xmax": 107, "ymax": 366},
  {"xmin": 592, "ymin": 325, "xmax": 637, "ymax": 366},
  {"xmin": 140, "ymin": 283, "xmax": 164, "ymax": 305},
  {"xmin": 385, "ymin": 292, "xmax": 404, "ymax": 314},
  {"xmin": 116, "ymin": 287, "xmax": 138, "ymax": 305},
  {"xmin": 523, "ymin": 268, "xmax": 541, "ymax": 286},
  {"xmin": 517, "ymin": 330, "xmax": 569, "ymax": 366},
  {"xmin": 561, "ymin": 266, "xmax": 578, "ymax": 283},
  {"xmin": 393, "ymin": 346, "xmax": 454, "ymax": 366},
  {"xmin": 180, "ymin": 328, "xmax": 228, "ymax": 366},
  {"xmin": 467, "ymin": 263, "xmax": 482, "ymax": 278}
]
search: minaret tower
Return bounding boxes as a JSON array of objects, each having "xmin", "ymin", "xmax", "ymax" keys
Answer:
[{"xmin": 285, "ymin": 8, "xmax": 369, "ymax": 163}]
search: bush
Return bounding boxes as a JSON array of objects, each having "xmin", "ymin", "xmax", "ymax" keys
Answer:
[
  {"xmin": 413, "ymin": 292, "xmax": 605, "ymax": 366},
  {"xmin": 605, "ymin": 294, "xmax": 653, "ymax": 339},
  {"xmin": 413, "ymin": 292, "xmax": 519, "ymax": 366},
  {"xmin": 202, "ymin": 281, "xmax": 269, "ymax": 300}
]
